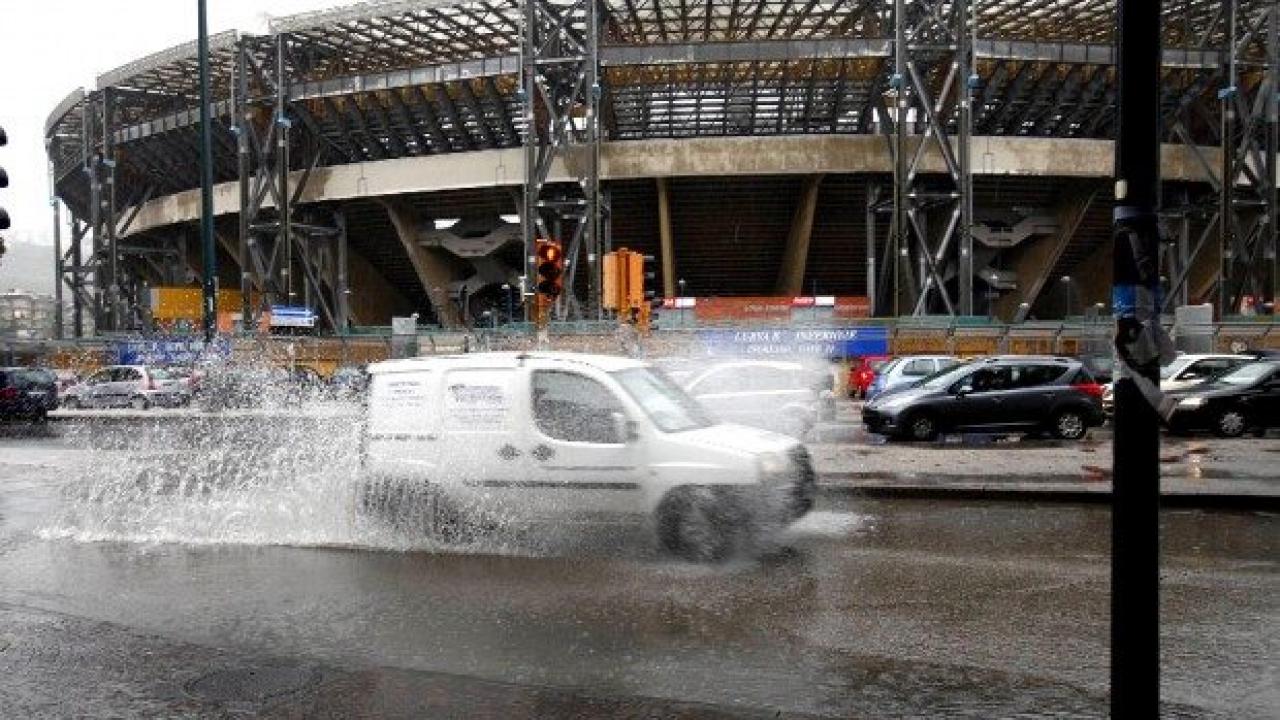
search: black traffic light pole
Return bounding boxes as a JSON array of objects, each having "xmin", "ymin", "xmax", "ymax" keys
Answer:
[
  {"xmin": 1112, "ymin": 0, "xmax": 1162, "ymax": 715},
  {"xmin": 0, "ymin": 125, "xmax": 10, "ymax": 237},
  {"xmin": 197, "ymin": 0, "xmax": 217, "ymax": 342}
]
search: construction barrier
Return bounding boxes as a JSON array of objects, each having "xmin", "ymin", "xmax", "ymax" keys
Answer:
[{"xmin": 5, "ymin": 319, "xmax": 1274, "ymax": 374}]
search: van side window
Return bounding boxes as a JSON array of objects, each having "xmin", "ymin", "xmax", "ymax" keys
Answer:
[{"xmin": 532, "ymin": 371, "xmax": 624, "ymax": 444}]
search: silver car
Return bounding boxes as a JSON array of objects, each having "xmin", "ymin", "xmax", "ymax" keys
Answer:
[
  {"xmin": 680, "ymin": 360, "xmax": 833, "ymax": 437},
  {"xmin": 61, "ymin": 365, "xmax": 191, "ymax": 409}
]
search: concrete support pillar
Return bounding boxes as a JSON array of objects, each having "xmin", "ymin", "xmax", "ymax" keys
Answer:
[
  {"xmin": 380, "ymin": 199, "xmax": 467, "ymax": 328},
  {"xmin": 775, "ymin": 174, "xmax": 824, "ymax": 296},
  {"xmin": 656, "ymin": 177, "xmax": 676, "ymax": 298},
  {"xmin": 992, "ymin": 184, "xmax": 1097, "ymax": 321}
]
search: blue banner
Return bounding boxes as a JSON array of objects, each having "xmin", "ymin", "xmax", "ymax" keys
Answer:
[
  {"xmin": 115, "ymin": 337, "xmax": 229, "ymax": 366},
  {"xmin": 698, "ymin": 326, "xmax": 889, "ymax": 359}
]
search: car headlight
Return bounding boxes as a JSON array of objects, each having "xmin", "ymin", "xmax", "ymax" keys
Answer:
[
  {"xmin": 1177, "ymin": 396, "xmax": 1206, "ymax": 408},
  {"xmin": 757, "ymin": 452, "xmax": 790, "ymax": 477}
]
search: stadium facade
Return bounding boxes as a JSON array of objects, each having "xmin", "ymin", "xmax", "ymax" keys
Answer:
[{"xmin": 44, "ymin": 0, "xmax": 1280, "ymax": 335}]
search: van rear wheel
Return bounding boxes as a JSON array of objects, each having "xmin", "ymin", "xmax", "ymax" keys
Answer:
[
  {"xmin": 358, "ymin": 476, "xmax": 467, "ymax": 542},
  {"xmin": 657, "ymin": 486, "xmax": 735, "ymax": 562}
]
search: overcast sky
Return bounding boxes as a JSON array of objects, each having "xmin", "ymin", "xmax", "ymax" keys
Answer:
[{"xmin": 0, "ymin": 0, "xmax": 348, "ymax": 246}]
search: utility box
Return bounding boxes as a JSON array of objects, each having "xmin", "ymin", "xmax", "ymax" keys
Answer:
[
  {"xmin": 391, "ymin": 315, "xmax": 419, "ymax": 358},
  {"xmin": 1173, "ymin": 304, "xmax": 1214, "ymax": 353}
]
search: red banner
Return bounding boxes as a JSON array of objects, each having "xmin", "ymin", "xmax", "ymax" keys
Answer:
[
  {"xmin": 675, "ymin": 296, "xmax": 871, "ymax": 322},
  {"xmin": 833, "ymin": 296, "xmax": 871, "ymax": 319}
]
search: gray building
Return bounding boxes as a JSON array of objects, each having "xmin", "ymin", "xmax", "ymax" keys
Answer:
[{"xmin": 0, "ymin": 290, "xmax": 58, "ymax": 340}]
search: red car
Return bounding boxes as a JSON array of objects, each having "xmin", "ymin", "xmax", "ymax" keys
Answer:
[{"xmin": 848, "ymin": 355, "xmax": 891, "ymax": 398}]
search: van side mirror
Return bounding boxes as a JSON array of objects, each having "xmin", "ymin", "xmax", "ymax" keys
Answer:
[{"xmin": 611, "ymin": 411, "xmax": 638, "ymax": 443}]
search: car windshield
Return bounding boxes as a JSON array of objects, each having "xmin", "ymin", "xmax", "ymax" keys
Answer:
[
  {"xmin": 149, "ymin": 368, "xmax": 173, "ymax": 380},
  {"xmin": 876, "ymin": 358, "xmax": 903, "ymax": 375},
  {"xmin": 612, "ymin": 367, "xmax": 714, "ymax": 433},
  {"xmin": 1159, "ymin": 357, "xmax": 1191, "ymax": 380},
  {"xmin": 8, "ymin": 369, "xmax": 53, "ymax": 389},
  {"xmin": 1213, "ymin": 361, "xmax": 1276, "ymax": 386}
]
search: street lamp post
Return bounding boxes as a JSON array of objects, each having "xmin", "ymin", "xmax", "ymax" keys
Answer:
[
  {"xmin": 1061, "ymin": 275, "xmax": 1073, "ymax": 318},
  {"xmin": 197, "ymin": 0, "xmax": 217, "ymax": 342},
  {"xmin": 501, "ymin": 283, "xmax": 512, "ymax": 326}
]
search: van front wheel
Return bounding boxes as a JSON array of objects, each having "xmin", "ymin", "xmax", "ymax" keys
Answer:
[{"xmin": 656, "ymin": 487, "xmax": 735, "ymax": 562}]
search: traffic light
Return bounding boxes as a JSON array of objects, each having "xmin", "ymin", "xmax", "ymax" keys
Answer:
[
  {"xmin": 0, "ymin": 124, "xmax": 9, "ymax": 234},
  {"xmin": 535, "ymin": 238, "xmax": 564, "ymax": 299}
]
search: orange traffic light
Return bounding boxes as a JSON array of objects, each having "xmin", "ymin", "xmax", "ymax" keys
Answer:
[{"xmin": 535, "ymin": 239, "xmax": 564, "ymax": 298}]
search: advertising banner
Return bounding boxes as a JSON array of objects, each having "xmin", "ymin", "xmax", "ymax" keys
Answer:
[
  {"xmin": 115, "ymin": 337, "xmax": 229, "ymax": 365},
  {"xmin": 699, "ymin": 326, "xmax": 889, "ymax": 358}
]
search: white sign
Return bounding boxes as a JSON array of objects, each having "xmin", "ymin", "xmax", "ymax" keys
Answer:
[{"xmin": 443, "ymin": 369, "xmax": 512, "ymax": 431}]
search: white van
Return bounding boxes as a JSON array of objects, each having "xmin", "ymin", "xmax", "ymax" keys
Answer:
[{"xmin": 360, "ymin": 352, "xmax": 815, "ymax": 559}]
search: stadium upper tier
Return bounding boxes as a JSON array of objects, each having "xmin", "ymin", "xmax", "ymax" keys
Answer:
[{"xmin": 45, "ymin": 0, "xmax": 1269, "ymax": 222}]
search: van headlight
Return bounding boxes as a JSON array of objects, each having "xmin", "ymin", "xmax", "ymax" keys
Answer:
[
  {"xmin": 1177, "ymin": 396, "xmax": 1206, "ymax": 408},
  {"xmin": 757, "ymin": 452, "xmax": 790, "ymax": 478}
]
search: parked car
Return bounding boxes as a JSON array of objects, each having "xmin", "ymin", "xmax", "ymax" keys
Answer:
[
  {"xmin": 1077, "ymin": 354, "xmax": 1115, "ymax": 385},
  {"xmin": 52, "ymin": 369, "xmax": 80, "ymax": 393},
  {"xmin": 680, "ymin": 359, "xmax": 835, "ymax": 437},
  {"xmin": 0, "ymin": 367, "xmax": 59, "ymax": 422},
  {"xmin": 1160, "ymin": 360, "xmax": 1280, "ymax": 437},
  {"xmin": 848, "ymin": 355, "xmax": 891, "ymax": 398},
  {"xmin": 865, "ymin": 355, "xmax": 960, "ymax": 401},
  {"xmin": 862, "ymin": 356, "xmax": 1105, "ymax": 441},
  {"xmin": 360, "ymin": 352, "xmax": 814, "ymax": 560},
  {"xmin": 329, "ymin": 365, "xmax": 370, "ymax": 401},
  {"xmin": 1102, "ymin": 352, "xmax": 1254, "ymax": 415},
  {"xmin": 60, "ymin": 365, "xmax": 190, "ymax": 409},
  {"xmin": 196, "ymin": 363, "xmax": 326, "ymax": 410}
]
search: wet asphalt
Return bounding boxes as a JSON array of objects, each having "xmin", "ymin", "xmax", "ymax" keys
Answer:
[{"xmin": 0, "ymin": 427, "xmax": 1276, "ymax": 718}]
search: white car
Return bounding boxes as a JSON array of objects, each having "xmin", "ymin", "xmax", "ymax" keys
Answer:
[
  {"xmin": 678, "ymin": 359, "xmax": 834, "ymax": 437},
  {"xmin": 866, "ymin": 355, "xmax": 960, "ymax": 400},
  {"xmin": 1102, "ymin": 353, "xmax": 1254, "ymax": 414},
  {"xmin": 61, "ymin": 365, "xmax": 191, "ymax": 409},
  {"xmin": 360, "ymin": 352, "xmax": 815, "ymax": 560}
]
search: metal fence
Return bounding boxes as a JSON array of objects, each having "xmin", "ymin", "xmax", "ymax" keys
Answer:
[{"xmin": 3, "ymin": 319, "xmax": 1276, "ymax": 374}]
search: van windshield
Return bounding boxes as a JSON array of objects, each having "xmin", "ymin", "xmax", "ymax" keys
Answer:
[{"xmin": 612, "ymin": 367, "xmax": 714, "ymax": 433}]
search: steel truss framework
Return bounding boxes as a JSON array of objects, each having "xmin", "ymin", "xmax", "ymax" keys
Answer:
[
  {"xmin": 523, "ymin": 0, "xmax": 607, "ymax": 320},
  {"xmin": 43, "ymin": 1, "xmax": 1280, "ymax": 334}
]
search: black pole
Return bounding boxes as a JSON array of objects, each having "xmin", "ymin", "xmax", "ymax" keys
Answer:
[
  {"xmin": 198, "ymin": 0, "xmax": 217, "ymax": 342},
  {"xmin": 1112, "ymin": 0, "xmax": 1161, "ymax": 715}
]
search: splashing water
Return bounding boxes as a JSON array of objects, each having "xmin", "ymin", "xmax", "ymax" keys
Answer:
[{"xmin": 39, "ymin": 394, "xmax": 534, "ymax": 554}]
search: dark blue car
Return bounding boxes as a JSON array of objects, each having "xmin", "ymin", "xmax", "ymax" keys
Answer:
[{"xmin": 0, "ymin": 367, "xmax": 59, "ymax": 423}]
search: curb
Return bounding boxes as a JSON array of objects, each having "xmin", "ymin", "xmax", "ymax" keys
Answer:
[{"xmin": 816, "ymin": 478, "xmax": 1279, "ymax": 511}]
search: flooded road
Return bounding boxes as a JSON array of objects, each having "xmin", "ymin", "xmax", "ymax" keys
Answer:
[{"xmin": 0, "ymin": 436, "xmax": 1276, "ymax": 717}]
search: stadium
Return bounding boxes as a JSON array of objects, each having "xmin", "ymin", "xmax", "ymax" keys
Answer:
[{"xmin": 43, "ymin": 0, "xmax": 1279, "ymax": 335}]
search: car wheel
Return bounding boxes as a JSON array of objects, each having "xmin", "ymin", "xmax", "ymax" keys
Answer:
[
  {"xmin": 904, "ymin": 413, "xmax": 939, "ymax": 442},
  {"xmin": 1052, "ymin": 410, "xmax": 1088, "ymax": 441},
  {"xmin": 1214, "ymin": 409, "xmax": 1247, "ymax": 438},
  {"xmin": 130, "ymin": 395, "xmax": 151, "ymax": 411},
  {"xmin": 657, "ymin": 486, "xmax": 734, "ymax": 562}
]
